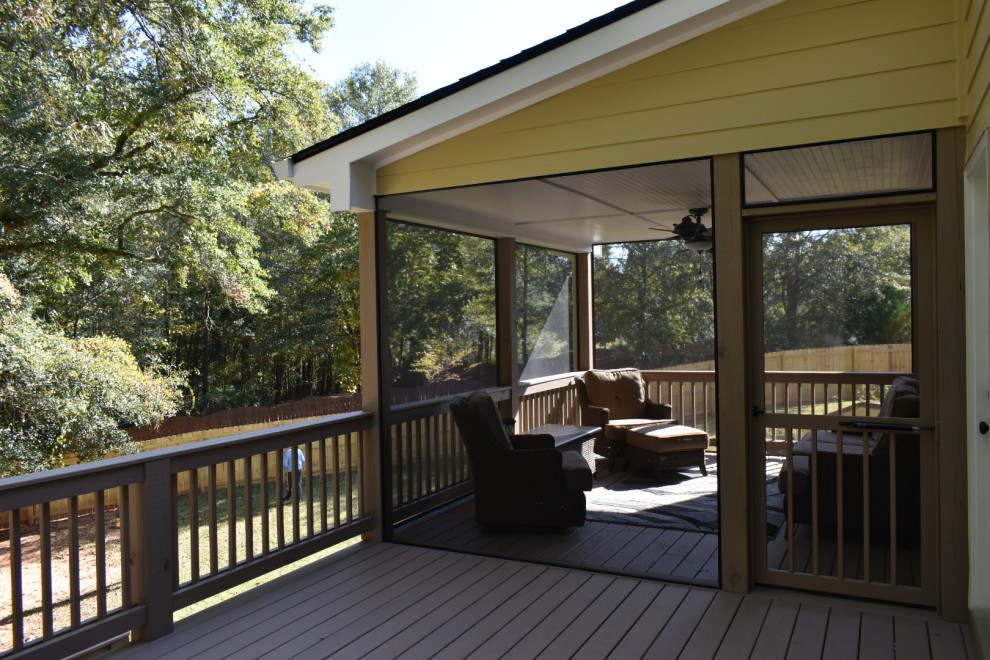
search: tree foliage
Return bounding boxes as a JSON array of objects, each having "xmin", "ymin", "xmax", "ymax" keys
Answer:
[
  {"xmin": 594, "ymin": 242, "xmax": 714, "ymax": 369},
  {"xmin": 0, "ymin": 274, "xmax": 182, "ymax": 477},
  {"xmin": 387, "ymin": 222, "xmax": 495, "ymax": 401},
  {"xmin": 0, "ymin": 0, "xmax": 422, "ymax": 470},
  {"xmin": 327, "ymin": 60, "xmax": 417, "ymax": 131},
  {"xmin": 762, "ymin": 225, "xmax": 911, "ymax": 352},
  {"xmin": 1, "ymin": 0, "xmax": 338, "ymax": 305}
]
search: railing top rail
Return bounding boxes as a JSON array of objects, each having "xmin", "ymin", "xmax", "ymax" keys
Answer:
[
  {"xmin": 641, "ymin": 370, "xmax": 716, "ymax": 382},
  {"xmin": 388, "ymin": 386, "xmax": 511, "ymax": 423},
  {"xmin": 0, "ymin": 411, "xmax": 374, "ymax": 502},
  {"xmin": 519, "ymin": 372, "xmax": 582, "ymax": 396},
  {"xmin": 764, "ymin": 371, "xmax": 912, "ymax": 384}
]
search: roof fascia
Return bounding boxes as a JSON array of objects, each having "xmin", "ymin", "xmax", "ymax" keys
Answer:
[{"xmin": 280, "ymin": 0, "xmax": 784, "ymax": 211}]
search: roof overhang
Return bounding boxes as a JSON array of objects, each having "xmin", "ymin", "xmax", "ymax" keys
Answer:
[{"xmin": 274, "ymin": 0, "xmax": 785, "ymax": 212}]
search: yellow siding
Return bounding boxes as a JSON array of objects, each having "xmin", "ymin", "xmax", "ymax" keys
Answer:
[
  {"xmin": 965, "ymin": 0, "xmax": 990, "ymax": 154},
  {"xmin": 379, "ymin": 0, "xmax": 962, "ymax": 195}
]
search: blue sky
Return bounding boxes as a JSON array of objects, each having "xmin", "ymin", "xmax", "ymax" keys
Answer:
[{"xmin": 299, "ymin": 0, "xmax": 631, "ymax": 95}]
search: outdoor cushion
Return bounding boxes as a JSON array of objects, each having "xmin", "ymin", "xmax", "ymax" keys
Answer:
[
  {"xmin": 626, "ymin": 423, "xmax": 708, "ymax": 453},
  {"xmin": 466, "ymin": 390, "xmax": 512, "ymax": 450},
  {"xmin": 561, "ymin": 451, "xmax": 594, "ymax": 492},
  {"xmin": 601, "ymin": 418, "xmax": 664, "ymax": 441},
  {"xmin": 584, "ymin": 368, "xmax": 646, "ymax": 419}
]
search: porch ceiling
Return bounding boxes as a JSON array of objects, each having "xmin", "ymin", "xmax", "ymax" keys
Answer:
[
  {"xmin": 378, "ymin": 159, "xmax": 713, "ymax": 251},
  {"xmin": 376, "ymin": 132, "xmax": 932, "ymax": 251}
]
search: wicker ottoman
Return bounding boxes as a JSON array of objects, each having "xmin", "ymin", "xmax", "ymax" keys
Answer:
[{"xmin": 624, "ymin": 423, "xmax": 709, "ymax": 478}]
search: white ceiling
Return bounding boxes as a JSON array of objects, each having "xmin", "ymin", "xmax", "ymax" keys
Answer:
[
  {"xmin": 379, "ymin": 159, "xmax": 713, "ymax": 251},
  {"xmin": 377, "ymin": 133, "xmax": 933, "ymax": 251}
]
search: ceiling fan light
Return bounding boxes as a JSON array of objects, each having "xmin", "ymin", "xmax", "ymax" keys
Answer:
[{"xmin": 684, "ymin": 236, "xmax": 713, "ymax": 252}]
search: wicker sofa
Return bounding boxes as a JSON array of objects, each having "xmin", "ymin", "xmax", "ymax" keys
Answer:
[
  {"xmin": 777, "ymin": 376, "xmax": 921, "ymax": 544},
  {"xmin": 450, "ymin": 391, "xmax": 592, "ymax": 527}
]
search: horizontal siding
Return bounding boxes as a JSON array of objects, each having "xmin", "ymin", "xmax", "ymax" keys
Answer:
[
  {"xmin": 965, "ymin": 0, "xmax": 990, "ymax": 155},
  {"xmin": 379, "ymin": 0, "xmax": 962, "ymax": 196}
]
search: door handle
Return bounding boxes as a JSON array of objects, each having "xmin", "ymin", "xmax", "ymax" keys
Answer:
[
  {"xmin": 752, "ymin": 406, "xmax": 765, "ymax": 417},
  {"xmin": 980, "ymin": 421, "xmax": 989, "ymax": 435}
]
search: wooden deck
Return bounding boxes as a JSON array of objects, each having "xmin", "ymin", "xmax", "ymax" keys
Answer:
[
  {"xmin": 102, "ymin": 541, "xmax": 979, "ymax": 659},
  {"xmin": 392, "ymin": 498, "xmax": 720, "ymax": 586}
]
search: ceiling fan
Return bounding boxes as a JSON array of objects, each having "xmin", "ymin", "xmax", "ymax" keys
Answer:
[{"xmin": 650, "ymin": 207, "xmax": 713, "ymax": 252}]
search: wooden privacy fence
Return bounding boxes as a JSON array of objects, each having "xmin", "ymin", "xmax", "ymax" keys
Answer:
[{"xmin": 0, "ymin": 412, "xmax": 374, "ymax": 660}]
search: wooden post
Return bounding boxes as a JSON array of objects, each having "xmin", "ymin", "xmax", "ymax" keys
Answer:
[
  {"xmin": 935, "ymin": 126, "xmax": 970, "ymax": 621},
  {"xmin": 577, "ymin": 251, "xmax": 594, "ymax": 371},
  {"xmin": 359, "ymin": 210, "xmax": 388, "ymax": 541},
  {"xmin": 712, "ymin": 152, "xmax": 751, "ymax": 593},
  {"xmin": 496, "ymin": 238, "xmax": 519, "ymax": 424},
  {"xmin": 129, "ymin": 459, "xmax": 174, "ymax": 641}
]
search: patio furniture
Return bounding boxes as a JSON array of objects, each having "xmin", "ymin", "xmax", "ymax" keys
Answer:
[
  {"xmin": 575, "ymin": 368, "xmax": 673, "ymax": 469},
  {"xmin": 526, "ymin": 423, "xmax": 601, "ymax": 473},
  {"xmin": 450, "ymin": 391, "xmax": 593, "ymax": 527},
  {"xmin": 624, "ymin": 423, "xmax": 710, "ymax": 478},
  {"xmin": 777, "ymin": 376, "xmax": 921, "ymax": 543}
]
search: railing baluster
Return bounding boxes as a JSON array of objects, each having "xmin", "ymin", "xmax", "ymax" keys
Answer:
[
  {"xmin": 11, "ymin": 509, "xmax": 23, "ymax": 652},
  {"xmin": 120, "ymin": 485, "xmax": 131, "ymax": 608},
  {"xmin": 358, "ymin": 431, "xmax": 366, "ymax": 520},
  {"xmin": 306, "ymin": 441, "xmax": 315, "ymax": 539},
  {"xmin": 69, "ymin": 495, "xmax": 81, "ymax": 629},
  {"xmin": 291, "ymin": 444, "xmax": 301, "ymax": 545},
  {"xmin": 227, "ymin": 459, "xmax": 236, "ymax": 567},
  {"xmin": 320, "ymin": 438, "xmax": 328, "ymax": 533},
  {"xmin": 346, "ymin": 433, "xmax": 354, "ymax": 524},
  {"xmin": 333, "ymin": 436, "xmax": 341, "ymax": 528},
  {"xmin": 243, "ymin": 456, "xmax": 253, "ymax": 560},
  {"xmin": 40, "ymin": 501, "xmax": 53, "ymax": 639},
  {"xmin": 96, "ymin": 490, "xmax": 107, "ymax": 619},
  {"xmin": 189, "ymin": 468, "xmax": 200, "ymax": 582},
  {"xmin": 276, "ymin": 451, "xmax": 285, "ymax": 550},
  {"xmin": 209, "ymin": 465, "xmax": 219, "ymax": 574},
  {"xmin": 260, "ymin": 454, "xmax": 270, "ymax": 555},
  {"xmin": 171, "ymin": 474, "xmax": 180, "ymax": 592}
]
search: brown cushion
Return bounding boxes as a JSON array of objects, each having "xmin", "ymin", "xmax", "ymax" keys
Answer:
[
  {"xmin": 584, "ymin": 368, "xmax": 646, "ymax": 419},
  {"xmin": 466, "ymin": 390, "xmax": 512, "ymax": 450},
  {"xmin": 626, "ymin": 424, "xmax": 709, "ymax": 453},
  {"xmin": 561, "ymin": 451, "xmax": 593, "ymax": 491}
]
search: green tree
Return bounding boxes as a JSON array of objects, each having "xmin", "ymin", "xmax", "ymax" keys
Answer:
[
  {"xmin": 761, "ymin": 226, "xmax": 911, "ymax": 352},
  {"xmin": 327, "ymin": 60, "xmax": 418, "ymax": 130},
  {"xmin": 0, "ymin": 274, "xmax": 182, "ymax": 477},
  {"xmin": 0, "ymin": 0, "xmax": 338, "ymax": 321},
  {"xmin": 594, "ymin": 241, "xmax": 714, "ymax": 369}
]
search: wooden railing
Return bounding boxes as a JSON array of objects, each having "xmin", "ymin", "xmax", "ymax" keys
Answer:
[
  {"xmin": 0, "ymin": 412, "xmax": 374, "ymax": 660},
  {"xmin": 642, "ymin": 370, "xmax": 718, "ymax": 438},
  {"xmin": 762, "ymin": 371, "xmax": 911, "ymax": 450},
  {"xmin": 517, "ymin": 373, "xmax": 582, "ymax": 430},
  {"xmin": 388, "ymin": 388, "xmax": 510, "ymax": 523}
]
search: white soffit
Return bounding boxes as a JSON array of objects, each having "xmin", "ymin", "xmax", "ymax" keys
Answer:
[{"xmin": 283, "ymin": 0, "xmax": 785, "ymax": 210}]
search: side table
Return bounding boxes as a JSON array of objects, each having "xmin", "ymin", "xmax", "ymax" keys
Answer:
[{"xmin": 526, "ymin": 423, "xmax": 601, "ymax": 473}]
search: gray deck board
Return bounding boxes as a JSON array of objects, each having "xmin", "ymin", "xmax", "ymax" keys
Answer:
[
  {"xmin": 100, "ymin": 541, "xmax": 977, "ymax": 660},
  {"xmin": 713, "ymin": 594, "xmax": 773, "ymax": 660}
]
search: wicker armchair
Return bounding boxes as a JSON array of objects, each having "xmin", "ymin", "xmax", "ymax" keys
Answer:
[
  {"xmin": 575, "ymin": 368, "xmax": 673, "ymax": 469},
  {"xmin": 450, "ymin": 391, "xmax": 592, "ymax": 527}
]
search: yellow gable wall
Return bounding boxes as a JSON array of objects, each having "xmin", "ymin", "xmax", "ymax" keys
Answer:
[
  {"xmin": 965, "ymin": 0, "xmax": 990, "ymax": 154},
  {"xmin": 378, "ymin": 0, "xmax": 962, "ymax": 195}
]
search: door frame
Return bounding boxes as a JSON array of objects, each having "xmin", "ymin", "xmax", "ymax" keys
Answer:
[{"xmin": 745, "ymin": 205, "xmax": 938, "ymax": 605}]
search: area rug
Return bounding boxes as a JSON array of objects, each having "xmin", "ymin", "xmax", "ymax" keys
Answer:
[{"xmin": 585, "ymin": 455, "xmax": 786, "ymax": 536}]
